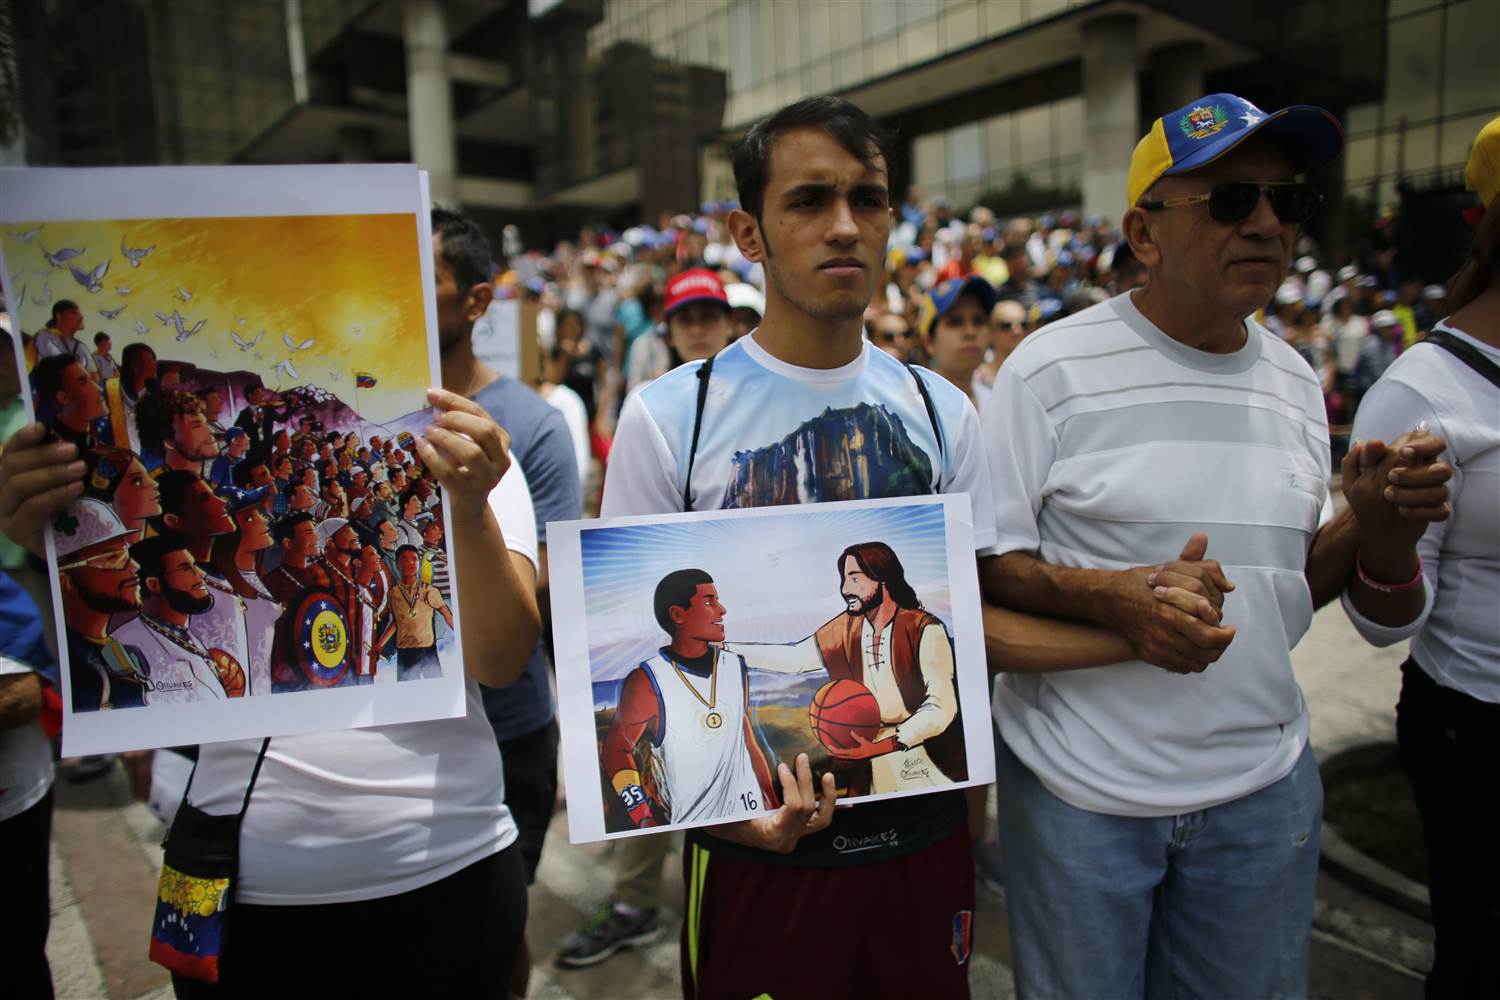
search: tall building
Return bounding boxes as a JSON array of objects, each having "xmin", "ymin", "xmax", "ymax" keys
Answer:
[{"xmin": 9, "ymin": 0, "xmax": 1497, "ymax": 258}]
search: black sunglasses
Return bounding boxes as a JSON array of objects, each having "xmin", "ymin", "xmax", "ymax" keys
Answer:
[{"xmin": 1138, "ymin": 181, "xmax": 1322, "ymax": 225}]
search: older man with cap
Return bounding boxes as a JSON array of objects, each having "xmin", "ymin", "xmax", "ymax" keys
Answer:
[
  {"xmin": 52, "ymin": 498, "xmax": 151, "ymax": 711},
  {"xmin": 979, "ymin": 92, "xmax": 1453, "ymax": 997}
]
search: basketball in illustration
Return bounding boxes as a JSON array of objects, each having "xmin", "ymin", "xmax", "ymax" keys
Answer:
[{"xmin": 810, "ymin": 679, "xmax": 881, "ymax": 751}]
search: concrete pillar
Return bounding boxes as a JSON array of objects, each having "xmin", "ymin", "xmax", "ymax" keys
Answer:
[
  {"xmin": 402, "ymin": 0, "xmax": 457, "ymax": 205},
  {"xmin": 1149, "ymin": 42, "xmax": 1206, "ymax": 119},
  {"xmin": 337, "ymin": 124, "xmax": 376, "ymax": 163},
  {"xmin": 1080, "ymin": 14, "xmax": 1139, "ymax": 225}
]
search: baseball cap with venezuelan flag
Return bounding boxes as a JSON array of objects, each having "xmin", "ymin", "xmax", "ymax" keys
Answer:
[{"xmin": 1126, "ymin": 93, "xmax": 1345, "ymax": 209}]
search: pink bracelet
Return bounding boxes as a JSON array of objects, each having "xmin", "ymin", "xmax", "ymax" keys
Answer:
[{"xmin": 1356, "ymin": 555, "xmax": 1424, "ymax": 594}]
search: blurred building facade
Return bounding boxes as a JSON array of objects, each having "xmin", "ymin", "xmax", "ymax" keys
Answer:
[{"xmin": 6, "ymin": 0, "xmax": 1497, "ymax": 252}]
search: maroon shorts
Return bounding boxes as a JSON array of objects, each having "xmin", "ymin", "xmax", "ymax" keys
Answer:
[{"xmin": 681, "ymin": 824, "xmax": 975, "ymax": 1000}]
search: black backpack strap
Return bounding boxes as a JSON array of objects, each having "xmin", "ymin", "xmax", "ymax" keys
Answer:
[
  {"xmin": 682, "ymin": 355, "xmax": 716, "ymax": 512},
  {"xmin": 1423, "ymin": 329, "xmax": 1500, "ymax": 389},
  {"xmin": 905, "ymin": 362, "xmax": 945, "ymax": 491}
]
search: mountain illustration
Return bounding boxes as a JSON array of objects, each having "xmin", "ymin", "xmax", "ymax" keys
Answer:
[{"xmin": 719, "ymin": 402, "xmax": 934, "ymax": 508}]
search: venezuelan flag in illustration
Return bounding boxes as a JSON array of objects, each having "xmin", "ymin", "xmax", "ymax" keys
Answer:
[
  {"xmin": 355, "ymin": 371, "xmax": 378, "ymax": 388},
  {"xmin": 148, "ymin": 863, "xmax": 231, "ymax": 981}
]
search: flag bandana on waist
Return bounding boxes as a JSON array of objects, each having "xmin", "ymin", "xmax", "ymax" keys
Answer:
[{"xmin": 148, "ymin": 863, "xmax": 231, "ymax": 981}]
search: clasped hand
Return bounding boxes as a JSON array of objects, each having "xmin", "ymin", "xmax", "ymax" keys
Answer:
[{"xmin": 1119, "ymin": 532, "xmax": 1237, "ymax": 675}]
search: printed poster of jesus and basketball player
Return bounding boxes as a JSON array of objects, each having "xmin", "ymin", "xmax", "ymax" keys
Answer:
[
  {"xmin": 0, "ymin": 164, "xmax": 472, "ymax": 756},
  {"xmin": 549, "ymin": 494, "xmax": 993, "ymax": 843}
]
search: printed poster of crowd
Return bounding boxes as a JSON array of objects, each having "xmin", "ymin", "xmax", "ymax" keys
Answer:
[{"xmin": 1, "ymin": 164, "xmax": 468, "ymax": 754}]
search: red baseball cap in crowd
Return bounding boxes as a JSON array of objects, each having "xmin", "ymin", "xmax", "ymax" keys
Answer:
[{"xmin": 664, "ymin": 268, "xmax": 729, "ymax": 318}]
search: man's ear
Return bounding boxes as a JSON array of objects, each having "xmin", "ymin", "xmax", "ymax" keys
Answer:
[
  {"xmin": 464, "ymin": 281, "xmax": 494, "ymax": 326},
  {"xmin": 145, "ymin": 577, "xmax": 162, "ymax": 598},
  {"xmin": 668, "ymin": 605, "xmax": 688, "ymax": 626},
  {"xmin": 163, "ymin": 513, "xmax": 183, "ymax": 531},
  {"xmin": 727, "ymin": 208, "xmax": 765, "ymax": 264},
  {"xmin": 1121, "ymin": 207, "xmax": 1161, "ymax": 270}
]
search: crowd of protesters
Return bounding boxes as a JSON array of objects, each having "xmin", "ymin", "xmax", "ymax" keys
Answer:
[{"xmin": 0, "ymin": 93, "xmax": 1493, "ymax": 1000}]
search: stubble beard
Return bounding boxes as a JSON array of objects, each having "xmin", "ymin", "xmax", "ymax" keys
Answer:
[{"xmin": 762, "ymin": 232, "xmax": 868, "ymax": 323}]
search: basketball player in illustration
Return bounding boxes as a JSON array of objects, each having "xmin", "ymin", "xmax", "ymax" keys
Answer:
[{"xmin": 600, "ymin": 569, "xmax": 780, "ymax": 829}]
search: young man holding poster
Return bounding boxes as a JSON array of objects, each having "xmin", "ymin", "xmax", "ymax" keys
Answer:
[{"xmin": 600, "ymin": 97, "xmax": 1129, "ymax": 998}]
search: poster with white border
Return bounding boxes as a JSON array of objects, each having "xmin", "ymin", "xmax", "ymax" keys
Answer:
[
  {"xmin": 551, "ymin": 494, "xmax": 993, "ymax": 844},
  {"xmin": 0, "ymin": 164, "xmax": 470, "ymax": 755}
]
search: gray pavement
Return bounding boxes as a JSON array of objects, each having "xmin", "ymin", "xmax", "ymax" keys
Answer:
[{"xmin": 45, "ymin": 564, "xmax": 1432, "ymax": 998}]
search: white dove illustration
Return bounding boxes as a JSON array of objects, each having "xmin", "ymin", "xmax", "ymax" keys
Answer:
[
  {"xmin": 32, "ymin": 284, "xmax": 51, "ymax": 306},
  {"xmin": 116, "ymin": 286, "xmax": 133, "ymax": 295},
  {"xmin": 154, "ymin": 310, "xmax": 172, "ymax": 325},
  {"xmin": 69, "ymin": 260, "xmax": 110, "ymax": 293},
  {"xmin": 7, "ymin": 225, "xmax": 42, "ymax": 242},
  {"xmin": 273, "ymin": 358, "xmax": 300, "ymax": 383},
  {"xmin": 134, "ymin": 320, "xmax": 150, "ymax": 336},
  {"xmin": 170, "ymin": 310, "xmax": 206, "ymax": 341},
  {"xmin": 99, "ymin": 304, "xmax": 128, "ymax": 319},
  {"xmin": 41, "ymin": 245, "xmax": 85, "ymax": 268},
  {"xmin": 281, "ymin": 333, "xmax": 315, "ymax": 352},
  {"xmin": 177, "ymin": 287, "xmax": 192, "ymax": 302},
  {"xmin": 230, "ymin": 329, "xmax": 266, "ymax": 351},
  {"xmin": 120, "ymin": 237, "xmax": 156, "ymax": 268}
]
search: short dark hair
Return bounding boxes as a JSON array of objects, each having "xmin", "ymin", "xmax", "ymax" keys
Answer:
[
  {"xmin": 839, "ymin": 541, "xmax": 919, "ymax": 610},
  {"xmin": 131, "ymin": 532, "xmax": 193, "ymax": 587},
  {"xmin": 733, "ymin": 96, "xmax": 894, "ymax": 220},
  {"xmin": 395, "ymin": 543, "xmax": 420, "ymax": 560},
  {"xmin": 135, "ymin": 389, "xmax": 204, "ymax": 458},
  {"xmin": 93, "ymin": 331, "xmax": 110, "ymax": 346},
  {"xmin": 275, "ymin": 511, "xmax": 315, "ymax": 545},
  {"xmin": 50, "ymin": 299, "xmax": 79, "ymax": 323},
  {"xmin": 231, "ymin": 457, "xmax": 266, "ymax": 489},
  {"xmin": 431, "ymin": 207, "xmax": 495, "ymax": 293},
  {"xmin": 31, "ymin": 355, "xmax": 82, "ymax": 410},
  {"xmin": 653, "ymin": 568, "xmax": 714, "ymax": 635}
]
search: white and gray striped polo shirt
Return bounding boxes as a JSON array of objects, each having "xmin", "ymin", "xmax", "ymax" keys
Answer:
[{"xmin": 983, "ymin": 291, "xmax": 1331, "ymax": 817}]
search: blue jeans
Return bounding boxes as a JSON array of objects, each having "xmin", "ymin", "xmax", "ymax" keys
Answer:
[{"xmin": 997, "ymin": 738, "xmax": 1322, "ymax": 1000}]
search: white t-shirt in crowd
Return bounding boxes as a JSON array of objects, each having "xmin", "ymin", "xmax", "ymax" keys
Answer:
[
  {"xmin": 1332, "ymin": 314, "xmax": 1370, "ymax": 375},
  {"xmin": 605, "ymin": 332, "xmax": 996, "ymax": 538},
  {"xmin": 1342, "ymin": 322, "xmax": 1499, "ymax": 702},
  {"xmin": 983, "ymin": 291, "xmax": 1332, "ymax": 817},
  {"xmin": 0, "ymin": 654, "xmax": 53, "ymax": 824},
  {"xmin": 188, "ymin": 458, "xmax": 537, "ymax": 905},
  {"xmin": 542, "ymin": 382, "xmax": 591, "ymax": 485}
]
